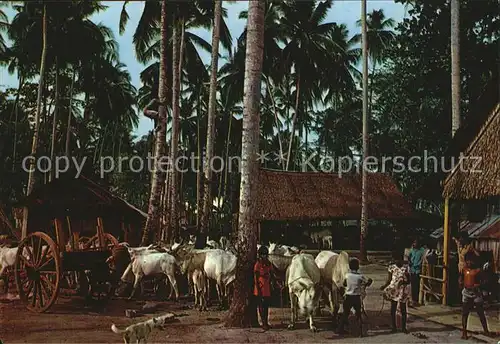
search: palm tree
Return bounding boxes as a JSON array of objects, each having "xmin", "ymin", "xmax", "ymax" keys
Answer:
[
  {"xmin": 359, "ymin": 0, "xmax": 369, "ymax": 263},
  {"xmin": 140, "ymin": 0, "xmax": 169, "ymax": 245},
  {"xmin": 200, "ymin": 0, "xmax": 223, "ymax": 243},
  {"xmin": 278, "ymin": 0, "xmax": 337, "ymax": 170},
  {"xmin": 224, "ymin": 0, "xmax": 265, "ymax": 328},
  {"xmin": 169, "ymin": 15, "xmax": 181, "ymax": 243},
  {"xmin": 451, "ymin": 0, "xmax": 460, "ymax": 136},
  {"xmin": 22, "ymin": 4, "xmax": 47, "ymax": 238},
  {"xmin": 352, "ymin": 9, "xmax": 395, "ymax": 113}
]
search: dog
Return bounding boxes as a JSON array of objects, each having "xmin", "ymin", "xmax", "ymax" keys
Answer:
[{"xmin": 111, "ymin": 317, "xmax": 161, "ymax": 343}]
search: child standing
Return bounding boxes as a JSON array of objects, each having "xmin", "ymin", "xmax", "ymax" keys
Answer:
[
  {"xmin": 253, "ymin": 246, "xmax": 277, "ymax": 330},
  {"xmin": 460, "ymin": 252, "xmax": 490, "ymax": 339},
  {"xmin": 337, "ymin": 258, "xmax": 373, "ymax": 337},
  {"xmin": 380, "ymin": 251, "xmax": 411, "ymax": 333}
]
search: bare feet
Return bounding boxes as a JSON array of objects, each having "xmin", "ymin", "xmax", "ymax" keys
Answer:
[{"xmin": 461, "ymin": 331, "xmax": 468, "ymax": 340}]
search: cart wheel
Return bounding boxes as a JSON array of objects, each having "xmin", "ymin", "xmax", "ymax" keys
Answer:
[
  {"xmin": 84, "ymin": 233, "xmax": 119, "ymax": 250},
  {"xmin": 77, "ymin": 236, "xmax": 91, "ymax": 250},
  {"xmin": 14, "ymin": 232, "xmax": 61, "ymax": 313}
]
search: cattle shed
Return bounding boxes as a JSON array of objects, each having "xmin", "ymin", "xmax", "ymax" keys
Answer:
[
  {"xmin": 256, "ymin": 169, "xmax": 413, "ymax": 221},
  {"xmin": 245, "ymin": 169, "xmax": 413, "ymax": 249},
  {"xmin": 15, "ymin": 175, "xmax": 146, "ymax": 247}
]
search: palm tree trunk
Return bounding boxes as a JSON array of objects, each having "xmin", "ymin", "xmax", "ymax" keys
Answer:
[
  {"xmin": 12, "ymin": 76, "xmax": 24, "ymax": 172},
  {"xmin": 49, "ymin": 57, "xmax": 60, "ymax": 182},
  {"xmin": 141, "ymin": 0, "xmax": 168, "ymax": 245},
  {"xmin": 169, "ymin": 18, "xmax": 181, "ymax": 244},
  {"xmin": 201, "ymin": 0, "xmax": 223, "ymax": 242},
  {"xmin": 179, "ymin": 19, "xmax": 185, "ymax": 80},
  {"xmin": 286, "ymin": 75, "xmax": 300, "ymax": 171},
  {"xmin": 368, "ymin": 60, "xmax": 376, "ymax": 116},
  {"xmin": 223, "ymin": 113, "xmax": 233, "ymax": 208},
  {"xmin": 224, "ymin": 0, "xmax": 264, "ymax": 327},
  {"xmin": 22, "ymin": 5, "xmax": 48, "ymax": 239},
  {"xmin": 196, "ymin": 111, "xmax": 202, "ymax": 231},
  {"xmin": 360, "ymin": 0, "xmax": 369, "ymax": 263},
  {"xmin": 451, "ymin": 0, "xmax": 460, "ymax": 136},
  {"xmin": 265, "ymin": 76, "xmax": 285, "ymax": 169},
  {"xmin": 65, "ymin": 69, "xmax": 76, "ymax": 157}
]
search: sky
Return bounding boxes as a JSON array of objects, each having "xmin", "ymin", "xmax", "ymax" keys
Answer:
[{"xmin": 0, "ymin": 1, "xmax": 407, "ymax": 138}]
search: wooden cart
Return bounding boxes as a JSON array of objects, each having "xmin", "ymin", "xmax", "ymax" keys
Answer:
[{"xmin": 14, "ymin": 217, "xmax": 119, "ymax": 313}]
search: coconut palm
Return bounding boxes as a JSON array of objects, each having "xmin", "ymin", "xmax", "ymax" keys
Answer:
[
  {"xmin": 352, "ymin": 9, "xmax": 395, "ymax": 114},
  {"xmin": 224, "ymin": 0, "xmax": 265, "ymax": 327},
  {"xmin": 200, "ymin": 0, "xmax": 223, "ymax": 242},
  {"xmin": 22, "ymin": 4, "xmax": 47, "ymax": 238},
  {"xmin": 450, "ymin": 0, "xmax": 460, "ymax": 136}
]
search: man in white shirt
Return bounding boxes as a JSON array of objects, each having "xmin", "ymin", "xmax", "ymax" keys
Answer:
[{"xmin": 337, "ymin": 258, "xmax": 373, "ymax": 337}]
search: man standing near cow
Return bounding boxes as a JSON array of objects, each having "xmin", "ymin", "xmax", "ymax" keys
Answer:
[
  {"xmin": 408, "ymin": 239, "xmax": 424, "ymax": 306},
  {"xmin": 253, "ymin": 246, "xmax": 279, "ymax": 330}
]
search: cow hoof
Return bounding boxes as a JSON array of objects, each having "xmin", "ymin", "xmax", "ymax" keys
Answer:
[
  {"xmin": 287, "ymin": 324, "xmax": 295, "ymax": 330},
  {"xmin": 310, "ymin": 326, "xmax": 317, "ymax": 332}
]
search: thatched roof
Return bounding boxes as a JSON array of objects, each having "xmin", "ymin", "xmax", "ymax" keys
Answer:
[
  {"xmin": 15, "ymin": 175, "xmax": 147, "ymax": 221},
  {"xmin": 443, "ymin": 102, "xmax": 500, "ymax": 199},
  {"xmin": 256, "ymin": 169, "xmax": 413, "ymax": 221}
]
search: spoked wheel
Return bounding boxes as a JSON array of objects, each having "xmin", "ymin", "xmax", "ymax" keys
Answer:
[
  {"xmin": 83, "ymin": 233, "xmax": 119, "ymax": 250},
  {"xmin": 14, "ymin": 232, "xmax": 61, "ymax": 313}
]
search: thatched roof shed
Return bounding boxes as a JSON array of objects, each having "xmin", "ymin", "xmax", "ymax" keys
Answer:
[
  {"xmin": 15, "ymin": 175, "xmax": 146, "ymax": 244},
  {"xmin": 442, "ymin": 101, "xmax": 500, "ymax": 199},
  {"xmin": 256, "ymin": 169, "xmax": 413, "ymax": 221},
  {"xmin": 17, "ymin": 175, "xmax": 146, "ymax": 220}
]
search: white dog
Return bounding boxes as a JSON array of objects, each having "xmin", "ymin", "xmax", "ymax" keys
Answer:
[{"xmin": 111, "ymin": 317, "xmax": 161, "ymax": 343}]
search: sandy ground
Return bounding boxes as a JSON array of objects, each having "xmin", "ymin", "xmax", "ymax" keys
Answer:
[{"xmin": 0, "ymin": 264, "xmax": 486, "ymax": 343}]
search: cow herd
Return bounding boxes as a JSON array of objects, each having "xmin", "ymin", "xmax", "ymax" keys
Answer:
[
  {"xmin": 108, "ymin": 237, "xmax": 355, "ymax": 332},
  {"xmin": 1, "ymin": 236, "xmax": 356, "ymax": 332}
]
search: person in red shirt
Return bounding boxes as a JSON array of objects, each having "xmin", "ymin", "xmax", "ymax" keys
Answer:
[{"xmin": 254, "ymin": 246, "xmax": 277, "ymax": 330}]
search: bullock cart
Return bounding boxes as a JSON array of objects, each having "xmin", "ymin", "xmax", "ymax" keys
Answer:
[
  {"xmin": 13, "ymin": 219, "xmax": 119, "ymax": 312},
  {"xmin": 12, "ymin": 176, "xmax": 146, "ymax": 312}
]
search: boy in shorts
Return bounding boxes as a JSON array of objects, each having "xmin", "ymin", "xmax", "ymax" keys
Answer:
[{"xmin": 460, "ymin": 252, "xmax": 490, "ymax": 339}]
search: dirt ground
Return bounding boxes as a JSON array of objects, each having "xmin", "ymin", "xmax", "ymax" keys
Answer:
[{"xmin": 0, "ymin": 264, "xmax": 486, "ymax": 343}]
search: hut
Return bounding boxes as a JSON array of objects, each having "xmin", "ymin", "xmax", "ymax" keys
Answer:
[
  {"xmin": 15, "ymin": 175, "xmax": 146, "ymax": 248},
  {"xmin": 441, "ymin": 87, "xmax": 500, "ymax": 273},
  {"xmin": 256, "ymin": 169, "xmax": 412, "ymax": 220},
  {"xmin": 246, "ymin": 169, "xmax": 414, "ymax": 249},
  {"xmin": 417, "ymin": 73, "xmax": 499, "ymax": 305}
]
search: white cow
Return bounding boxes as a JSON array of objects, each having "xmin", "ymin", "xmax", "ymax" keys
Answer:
[
  {"xmin": 121, "ymin": 251, "xmax": 179, "ymax": 300},
  {"xmin": 192, "ymin": 268, "xmax": 207, "ymax": 311},
  {"xmin": 0, "ymin": 247, "xmax": 19, "ymax": 277},
  {"xmin": 181, "ymin": 249, "xmax": 236, "ymax": 305},
  {"xmin": 314, "ymin": 250, "xmax": 349, "ymax": 322},
  {"xmin": 322, "ymin": 236, "xmax": 333, "ymax": 250},
  {"xmin": 269, "ymin": 243, "xmax": 296, "ymax": 256},
  {"xmin": 286, "ymin": 253, "xmax": 322, "ymax": 332}
]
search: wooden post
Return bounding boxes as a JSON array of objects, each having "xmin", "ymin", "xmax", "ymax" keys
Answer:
[
  {"xmin": 54, "ymin": 218, "xmax": 64, "ymax": 252},
  {"xmin": 66, "ymin": 216, "xmax": 74, "ymax": 250},
  {"xmin": 97, "ymin": 216, "xmax": 104, "ymax": 248},
  {"xmin": 442, "ymin": 197, "xmax": 450, "ymax": 305},
  {"xmin": 121, "ymin": 220, "xmax": 127, "ymax": 243}
]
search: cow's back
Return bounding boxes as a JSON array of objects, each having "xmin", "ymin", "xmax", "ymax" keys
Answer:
[
  {"xmin": 329, "ymin": 251, "xmax": 349, "ymax": 288},
  {"xmin": 204, "ymin": 249, "xmax": 236, "ymax": 284},
  {"xmin": 287, "ymin": 253, "xmax": 320, "ymax": 290},
  {"xmin": 315, "ymin": 250, "xmax": 337, "ymax": 281}
]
